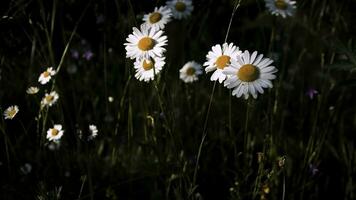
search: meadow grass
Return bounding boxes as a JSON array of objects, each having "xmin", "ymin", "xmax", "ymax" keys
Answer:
[{"xmin": 0, "ymin": 0, "xmax": 356, "ymax": 199}]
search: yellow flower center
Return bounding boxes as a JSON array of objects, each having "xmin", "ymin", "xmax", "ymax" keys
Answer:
[
  {"xmin": 237, "ymin": 64, "xmax": 260, "ymax": 82},
  {"xmin": 175, "ymin": 2, "xmax": 186, "ymax": 12},
  {"xmin": 138, "ymin": 37, "xmax": 155, "ymax": 51},
  {"xmin": 142, "ymin": 60, "xmax": 154, "ymax": 71},
  {"xmin": 45, "ymin": 95, "xmax": 54, "ymax": 102},
  {"xmin": 51, "ymin": 128, "xmax": 59, "ymax": 136},
  {"xmin": 7, "ymin": 109, "xmax": 17, "ymax": 118},
  {"xmin": 186, "ymin": 67, "xmax": 196, "ymax": 76},
  {"xmin": 149, "ymin": 12, "xmax": 162, "ymax": 23},
  {"xmin": 275, "ymin": 0, "xmax": 287, "ymax": 10},
  {"xmin": 215, "ymin": 55, "xmax": 231, "ymax": 69},
  {"xmin": 42, "ymin": 71, "xmax": 50, "ymax": 77}
]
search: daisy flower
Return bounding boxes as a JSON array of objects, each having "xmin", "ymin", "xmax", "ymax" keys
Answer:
[
  {"xmin": 223, "ymin": 50, "xmax": 278, "ymax": 99},
  {"xmin": 38, "ymin": 67, "xmax": 56, "ymax": 85},
  {"xmin": 166, "ymin": 0, "xmax": 194, "ymax": 19},
  {"xmin": 41, "ymin": 91, "xmax": 59, "ymax": 107},
  {"xmin": 142, "ymin": 6, "xmax": 172, "ymax": 31},
  {"xmin": 3, "ymin": 105, "xmax": 19, "ymax": 120},
  {"xmin": 46, "ymin": 124, "xmax": 64, "ymax": 141},
  {"xmin": 133, "ymin": 56, "xmax": 165, "ymax": 82},
  {"xmin": 125, "ymin": 25, "xmax": 168, "ymax": 60},
  {"xmin": 204, "ymin": 43, "xmax": 242, "ymax": 83},
  {"xmin": 264, "ymin": 0, "xmax": 296, "ymax": 18},
  {"xmin": 26, "ymin": 86, "xmax": 39, "ymax": 94},
  {"xmin": 179, "ymin": 61, "xmax": 203, "ymax": 83},
  {"xmin": 88, "ymin": 124, "xmax": 98, "ymax": 140}
]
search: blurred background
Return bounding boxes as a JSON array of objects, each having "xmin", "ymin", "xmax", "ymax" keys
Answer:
[{"xmin": 0, "ymin": 0, "xmax": 356, "ymax": 199}]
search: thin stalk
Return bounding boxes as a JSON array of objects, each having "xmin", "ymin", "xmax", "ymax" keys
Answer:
[{"xmin": 191, "ymin": 0, "xmax": 242, "ymax": 194}]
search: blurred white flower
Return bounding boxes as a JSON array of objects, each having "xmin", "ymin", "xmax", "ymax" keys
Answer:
[
  {"xmin": 46, "ymin": 124, "xmax": 64, "ymax": 141},
  {"xmin": 264, "ymin": 0, "xmax": 296, "ymax": 18},
  {"xmin": 38, "ymin": 67, "xmax": 56, "ymax": 85},
  {"xmin": 26, "ymin": 86, "xmax": 39, "ymax": 94},
  {"xmin": 41, "ymin": 91, "xmax": 59, "ymax": 107},
  {"xmin": 3, "ymin": 105, "xmax": 19, "ymax": 120},
  {"xmin": 142, "ymin": 6, "xmax": 172, "ymax": 31},
  {"xmin": 88, "ymin": 124, "xmax": 98, "ymax": 140},
  {"xmin": 20, "ymin": 163, "xmax": 32, "ymax": 175},
  {"xmin": 179, "ymin": 61, "xmax": 203, "ymax": 83},
  {"xmin": 108, "ymin": 96, "xmax": 114, "ymax": 102},
  {"xmin": 166, "ymin": 0, "xmax": 194, "ymax": 19}
]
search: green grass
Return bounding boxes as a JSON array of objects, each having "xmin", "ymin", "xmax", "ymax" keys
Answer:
[{"xmin": 0, "ymin": 0, "xmax": 356, "ymax": 199}]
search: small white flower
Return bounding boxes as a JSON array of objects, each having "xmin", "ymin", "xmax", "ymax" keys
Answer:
[
  {"xmin": 133, "ymin": 56, "xmax": 165, "ymax": 82},
  {"xmin": 46, "ymin": 124, "xmax": 64, "ymax": 141},
  {"xmin": 41, "ymin": 91, "xmax": 59, "ymax": 107},
  {"xmin": 3, "ymin": 105, "xmax": 19, "ymax": 120},
  {"xmin": 223, "ymin": 50, "xmax": 278, "ymax": 99},
  {"xmin": 166, "ymin": 0, "xmax": 194, "ymax": 20},
  {"xmin": 204, "ymin": 43, "xmax": 242, "ymax": 83},
  {"xmin": 88, "ymin": 124, "xmax": 98, "ymax": 140},
  {"xmin": 179, "ymin": 61, "xmax": 203, "ymax": 83},
  {"xmin": 125, "ymin": 24, "xmax": 168, "ymax": 60},
  {"xmin": 264, "ymin": 0, "xmax": 296, "ymax": 18},
  {"xmin": 108, "ymin": 96, "xmax": 114, "ymax": 102},
  {"xmin": 38, "ymin": 67, "xmax": 56, "ymax": 85},
  {"xmin": 142, "ymin": 6, "xmax": 172, "ymax": 31},
  {"xmin": 26, "ymin": 86, "xmax": 39, "ymax": 94}
]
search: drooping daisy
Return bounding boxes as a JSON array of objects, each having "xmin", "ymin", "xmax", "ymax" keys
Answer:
[
  {"xmin": 133, "ymin": 56, "xmax": 165, "ymax": 82},
  {"xmin": 46, "ymin": 124, "xmax": 64, "ymax": 141},
  {"xmin": 264, "ymin": 0, "xmax": 296, "ymax": 18},
  {"xmin": 38, "ymin": 67, "xmax": 56, "ymax": 85},
  {"xmin": 166, "ymin": 0, "xmax": 194, "ymax": 20},
  {"xmin": 142, "ymin": 6, "xmax": 172, "ymax": 31},
  {"xmin": 223, "ymin": 50, "xmax": 278, "ymax": 99},
  {"xmin": 204, "ymin": 43, "xmax": 242, "ymax": 83},
  {"xmin": 41, "ymin": 91, "xmax": 59, "ymax": 107},
  {"xmin": 3, "ymin": 105, "xmax": 19, "ymax": 120},
  {"xmin": 88, "ymin": 124, "xmax": 98, "ymax": 140},
  {"xmin": 26, "ymin": 86, "xmax": 39, "ymax": 94},
  {"xmin": 125, "ymin": 25, "xmax": 168, "ymax": 60},
  {"xmin": 179, "ymin": 61, "xmax": 203, "ymax": 83}
]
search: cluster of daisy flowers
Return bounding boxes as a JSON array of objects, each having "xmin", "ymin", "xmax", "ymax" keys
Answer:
[
  {"xmin": 204, "ymin": 43, "xmax": 278, "ymax": 99},
  {"xmin": 125, "ymin": 0, "xmax": 197, "ymax": 83}
]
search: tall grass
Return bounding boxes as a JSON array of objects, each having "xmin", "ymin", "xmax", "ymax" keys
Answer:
[{"xmin": 0, "ymin": 0, "xmax": 355, "ymax": 199}]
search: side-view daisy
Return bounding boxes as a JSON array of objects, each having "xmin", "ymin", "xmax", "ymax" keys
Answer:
[
  {"xmin": 46, "ymin": 124, "xmax": 64, "ymax": 141},
  {"xmin": 179, "ymin": 61, "xmax": 203, "ymax": 83},
  {"xmin": 125, "ymin": 24, "xmax": 168, "ymax": 60},
  {"xmin": 264, "ymin": 0, "xmax": 296, "ymax": 18},
  {"xmin": 3, "ymin": 105, "xmax": 19, "ymax": 120},
  {"xmin": 223, "ymin": 50, "xmax": 278, "ymax": 99},
  {"xmin": 204, "ymin": 43, "xmax": 242, "ymax": 83},
  {"xmin": 166, "ymin": 0, "xmax": 194, "ymax": 19},
  {"xmin": 41, "ymin": 91, "xmax": 59, "ymax": 107},
  {"xmin": 133, "ymin": 56, "xmax": 165, "ymax": 82},
  {"xmin": 26, "ymin": 86, "xmax": 39, "ymax": 94},
  {"xmin": 38, "ymin": 67, "xmax": 56, "ymax": 85},
  {"xmin": 142, "ymin": 6, "xmax": 172, "ymax": 31}
]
